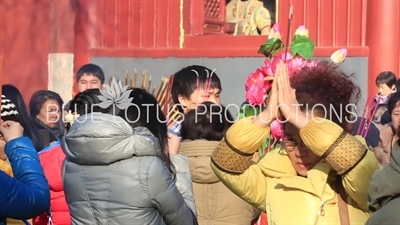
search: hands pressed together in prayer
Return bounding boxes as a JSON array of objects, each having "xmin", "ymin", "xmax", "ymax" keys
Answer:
[{"xmin": 253, "ymin": 61, "xmax": 309, "ymax": 129}]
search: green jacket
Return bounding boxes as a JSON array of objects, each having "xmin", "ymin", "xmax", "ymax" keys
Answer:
[{"xmin": 366, "ymin": 141, "xmax": 400, "ymax": 225}]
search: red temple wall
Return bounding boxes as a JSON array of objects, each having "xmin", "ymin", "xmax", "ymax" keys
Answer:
[
  {"xmin": 0, "ymin": 0, "xmax": 75, "ymax": 102},
  {"xmin": 88, "ymin": 0, "xmax": 368, "ymax": 58},
  {"xmin": 0, "ymin": 0, "xmax": 50, "ymax": 102}
]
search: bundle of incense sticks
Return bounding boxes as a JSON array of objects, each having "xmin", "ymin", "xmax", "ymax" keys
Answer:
[
  {"xmin": 357, "ymin": 95, "xmax": 379, "ymax": 138},
  {"xmin": 154, "ymin": 75, "xmax": 181, "ymax": 122},
  {"xmin": 109, "ymin": 70, "xmax": 181, "ymax": 121},
  {"xmin": 116, "ymin": 69, "xmax": 153, "ymax": 92}
]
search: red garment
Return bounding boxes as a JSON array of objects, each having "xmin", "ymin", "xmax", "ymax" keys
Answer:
[
  {"xmin": 254, "ymin": 212, "xmax": 268, "ymax": 225},
  {"xmin": 33, "ymin": 144, "xmax": 70, "ymax": 225}
]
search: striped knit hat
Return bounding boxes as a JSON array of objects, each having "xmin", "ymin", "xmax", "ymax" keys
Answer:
[{"xmin": 1, "ymin": 95, "xmax": 20, "ymax": 122}]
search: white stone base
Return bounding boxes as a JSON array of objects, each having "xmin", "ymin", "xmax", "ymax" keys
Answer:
[{"xmin": 47, "ymin": 53, "xmax": 74, "ymax": 104}]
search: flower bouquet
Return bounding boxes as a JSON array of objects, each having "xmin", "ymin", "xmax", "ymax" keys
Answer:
[{"xmin": 238, "ymin": 23, "xmax": 348, "ymax": 160}]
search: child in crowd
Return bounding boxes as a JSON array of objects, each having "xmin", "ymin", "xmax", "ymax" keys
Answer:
[
  {"xmin": 169, "ymin": 65, "xmax": 222, "ymax": 136},
  {"xmin": 373, "ymin": 71, "xmax": 397, "ymax": 124}
]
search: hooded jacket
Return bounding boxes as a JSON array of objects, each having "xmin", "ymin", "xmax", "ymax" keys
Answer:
[
  {"xmin": 366, "ymin": 141, "xmax": 400, "ymax": 225},
  {"xmin": 62, "ymin": 113, "xmax": 197, "ymax": 225}
]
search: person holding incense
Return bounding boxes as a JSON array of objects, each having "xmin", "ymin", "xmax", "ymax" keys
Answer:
[{"xmin": 211, "ymin": 61, "xmax": 380, "ymax": 224}]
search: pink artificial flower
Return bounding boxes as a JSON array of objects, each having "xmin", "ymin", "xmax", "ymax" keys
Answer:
[
  {"xmin": 271, "ymin": 53, "xmax": 294, "ymax": 75},
  {"xmin": 269, "ymin": 54, "xmax": 320, "ymax": 77},
  {"xmin": 245, "ymin": 68, "xmax": 266, "ymax": 90},
  {"xmin": 268, "ymin": 23, "xmax": 282, "ymax": 40},
  {"xmin": 294, "ymin": 25, "xmax": 309, "ymax": 37},
  {"xmin": 245, "ymin": 68, "xmax": 271, "ymax": 106},
  {"xmin": 245, "ymin": 86, "xmax": 267, "ymax": 106},
  {"xmin": 262, "ymin": 60, "xmax": 274, "ymax": 75},
  {"xmin": 270, "ymin": 56, "xmax": 282, "ymax": 74},
  {"xmin": 270, "ymin": 120, "xmax": 284, "ymax": 140},
  {"xmin": 330, "ymin": 48, "xmax": 347, "ymax": 64},
  {"xmin": 291, "ymin": 56, "xmax": 305, "ymax": 69}
]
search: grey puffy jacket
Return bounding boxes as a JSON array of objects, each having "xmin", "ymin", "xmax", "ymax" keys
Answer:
[{"xmin": 62, "ymin": 113, "xmax": 198, "ymax": 225}]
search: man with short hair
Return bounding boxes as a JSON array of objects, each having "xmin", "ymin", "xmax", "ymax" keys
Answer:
[
  {"xmin": 64, "ymin": 63, "xmax": 105, "ymax": 112},
  {"xmin": 76, "ymin": 64, "xmax": 105, "ymax": 92},
  {"xmin": 169, "ymin": 65, "xmax": 222, "ymax": 137}
]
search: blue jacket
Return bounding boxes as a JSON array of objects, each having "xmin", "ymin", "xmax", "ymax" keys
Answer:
[{"xmin": 0, "ymin": 137, "xmax": 50, "ymax": 224}]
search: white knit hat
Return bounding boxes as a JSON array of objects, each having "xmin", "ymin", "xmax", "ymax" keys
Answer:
[{"xmin": 1, "ymin": 95, "xmax": 19, "ymax": 121}]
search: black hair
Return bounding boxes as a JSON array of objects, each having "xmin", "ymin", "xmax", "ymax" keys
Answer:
[
  {"xmin": 375, "ymin": 71, "xmax": 397, "ymax": 88},
  {"xmin": 181, "ymin": 101, "xmax": 234, "ymax": 141},
  {"xmin": 120, "ymin": 88, "xmax": 175, "ymax": 178},
  {"xmin": 380, "ymin": 110, "xmax": 391, "ymax": 125},
  {"xmin": 69, "ymin": 88, "xmax": 176, "ymax": 178},
  {"xmin": 29, "ymin": 90, "xmax": 64, "ymax": 119},
  {"xmin": 372, "ymin": 104, "xmax": 388, "ymax": 124},
  {"xmin": 171, "ymin": 65, "xmax": 222, "ymax": 112},
  {"xmin": 69, "ymin": 89, "xmax": 110, "ymax": 115},
  {"xmin": 387, "ymin": 91, "xmax": 400, "ymax": 115},
  {"xmin": 2, "ymin": 85, "xmax": 46, "ymax": 151},
  {"xmin": 396, "ymin": 79, "xmax": 400, "ymax": 91},
  {"xmin": 76, "ymin": 63, "xmax": 105, "ymax": 84}
]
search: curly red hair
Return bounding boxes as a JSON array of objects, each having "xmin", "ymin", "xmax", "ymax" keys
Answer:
[{"xmin": 290, "ymin": 61, "xmax": 361, "ymax": 132}]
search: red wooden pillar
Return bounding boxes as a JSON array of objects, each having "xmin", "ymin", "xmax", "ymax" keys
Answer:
[
  {"xmin": 366, "ymin": 0, "xmax": 400, "ymax": 96},
  {"xmin": 73, "ymin": 0, "xmax": 93, "ymax": 96}
]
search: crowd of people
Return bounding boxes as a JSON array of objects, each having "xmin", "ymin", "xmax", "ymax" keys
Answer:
[{"xmin": 0, "ymin": 61, "xmax": 399, "ymax": 225}]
